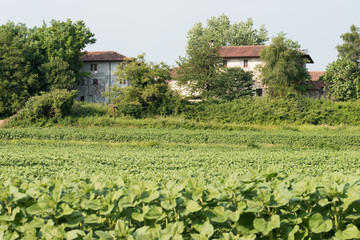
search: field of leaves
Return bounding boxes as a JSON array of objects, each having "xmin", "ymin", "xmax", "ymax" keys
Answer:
[{"xmin": 1, "ymin": 127, "xmax": 360, "ymax": 239}]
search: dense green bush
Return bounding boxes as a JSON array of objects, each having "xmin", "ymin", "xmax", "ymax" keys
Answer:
[
  {"xmin": 12, "ymin": 89, "xmax": 77, "ymax": 123},
  {"xmin": 2, "ymin": 173, "xmax": 360, "ymax": 239},
  {"xmin": 8, "ymin": 96, "xmax": 360, "ymax": 127}
]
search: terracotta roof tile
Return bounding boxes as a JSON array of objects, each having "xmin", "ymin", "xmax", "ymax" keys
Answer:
[
  {"xmin": 220, "ymin": 45, "xmax": 314, "ymax": 63},
  {"xmin": 309, "ymin": 71, "xmax": 325, "ymax": 81},
  {"xmin": 308, "ymin": 71, "xmax": 326, "ymax": 89},
  {"xmin": 82, "ymin": 51, "xmax": 127, "ymax": 62},
  {"xmin": 220, "ymin": 45, "xmax": 266, "ymax": 58}
]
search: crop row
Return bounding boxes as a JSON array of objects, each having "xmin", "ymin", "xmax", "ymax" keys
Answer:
[
  {"xmin": 1, "ymin": 127, "xmax": 360, "ymax": 148},
  {"xmin": 1, "ymin": 173, "xmax": 360, "ymax": 239},
  {"xmin": 2, "ymin": 139, "xmax": 360, "ymax": 182}
]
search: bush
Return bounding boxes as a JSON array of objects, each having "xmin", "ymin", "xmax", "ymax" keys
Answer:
[{"xmin": 14, "ymin": 89, "xmax": 77, "ymax": 122}]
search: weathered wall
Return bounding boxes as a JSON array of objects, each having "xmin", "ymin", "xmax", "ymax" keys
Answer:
[
  {"xmin": 75, "ymin": 61, "xmax": 128, "ymax": 103},
  {"xmin": 225, "ymin": 57, "xmax": 263, "ymax": 91}
]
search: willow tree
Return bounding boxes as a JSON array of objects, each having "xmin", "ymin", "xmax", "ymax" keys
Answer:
[{"xmin": 257, "ymin": 33, "xmax": 309, "ymax": 97}]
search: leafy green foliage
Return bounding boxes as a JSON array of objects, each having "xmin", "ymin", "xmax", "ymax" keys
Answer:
[
  {"xmin": 1, "ymin": 126, "xmax": 360, "ymax": 238},
  {"xmin": 0, "ymin": 20, "xmax": 95, "ymax": 117},
  {"xmin": 257, "ymin": 33, "xmax": 310, "ymax": 97},
  {"xmin": 0, "ymin": 23, "xmax": 38, "ymax": 117},
  {"xmin": 176, "ymin": 14, "xmax": 268, "ymax": 99},
  {"xmin": 1, "ymin": 172, "xmax": 360, "ymax": 238},
  {"xmin": 208, "ymin": 67, "xmax": 254, "ymax": 100},
  {"xmin": 324, "ymin": 25, "xmax": 360, "ymax": 101},
  {"xmin": 336, "ymin": 24, "xmax": 360, "ymax": 65},
  {"xmin": 323, "ymin": 57, "xmax": 360, "ymax": 100},
  {"xmin": 13, "ymin": 89, "xmax": 78, "ymax": 122},
  {"xmin": 186, "ymin": 14, "xmax": 268, "ymax": 49},
  {"xmin": 106, "ymin": 55, "xmax": 180, "ymax": 117}
]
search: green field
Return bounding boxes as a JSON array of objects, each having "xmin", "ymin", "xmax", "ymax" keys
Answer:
[
  {"xmin": 1, "ymin": 127, "xmax": 360, "ymax": 181},
  {"xmin": 2, "ymin": 126, "xmax": 360, "ymax": 239}
]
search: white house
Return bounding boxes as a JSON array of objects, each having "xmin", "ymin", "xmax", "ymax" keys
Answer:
[
  {"xmin": 75, "ymin": 51, "xmax": 128, "ymax": 103},
  {"xmin": 219, "ymin": 45, "xmax": 314, "ymax": 96},
  {"xmin": 170, "ymin": 45, "xmax": 316, "ymax": 97}
]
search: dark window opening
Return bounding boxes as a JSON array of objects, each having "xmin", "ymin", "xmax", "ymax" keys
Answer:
[
  {"xmin": 244, "ymin": 60, "xmax": 249, "ymax": 68},
  {"xmin": 90, "ymin": 64, "xmax": 97, "ymax": 71},
  {"xmin": 93, "ymin": 79, "xmax": 98, "ymax": 85},
  {"xmin": 80, "ymin": 96, "xmax": 85, "ymax": 101},
  {"xmin": 223, "ymin": 60, "xmax": 227, "ymax": 67},
  {"xmin": 255, "ymin": 89, "xmax": 263, "ymax": 96}
]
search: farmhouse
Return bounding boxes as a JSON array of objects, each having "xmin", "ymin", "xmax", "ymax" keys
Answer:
[
  {"xmin": 219, "ymin": 45, "xmax": 315, "ymax": 96},
  {"xmin": 75, "ymin": 51, "xmax": 128, "ymax": 103},
  {"xmin": 170, "ymin": 45, "xmax": 324, "ymax": 98}
]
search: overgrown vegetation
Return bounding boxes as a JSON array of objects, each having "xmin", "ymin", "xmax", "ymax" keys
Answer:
[
  {"xmin": 105, "ymin": 55, "xmax": 183, "ymax": 118},
  {"xmin": 9, "ymin": 89, "xmax": 77, "ymax": 126},
  {"xmin": 7, "ymin": 96, "xmax": 360, "ymax": 128},
  {"xmin": 0, "ymin": 20, "xmax": 95, "ymax": 117}
]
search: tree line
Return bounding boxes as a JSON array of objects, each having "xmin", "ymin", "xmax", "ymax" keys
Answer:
[
  {"xmin": 1, "ymin": 15, "xmax": 359, "ymax": 119},
  {"xmin": 0, "ymin": 20, "xmax": 95, "ymax": 118}
]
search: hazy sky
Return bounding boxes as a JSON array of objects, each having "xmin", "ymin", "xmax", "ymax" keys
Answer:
[{"xmin": 1, "ymin": 0, "xmax": 359, "ymax": 71}]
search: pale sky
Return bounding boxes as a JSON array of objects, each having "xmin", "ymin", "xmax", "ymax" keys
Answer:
[{"xmin": 1, "ymin": 0, "xmax": 359, "ymax": 71}]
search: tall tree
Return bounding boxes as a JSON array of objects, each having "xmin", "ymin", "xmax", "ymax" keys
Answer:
[
  {"xmin": 322, "ymin": 57, "xmax": 360, "ymax": 101},
  {"xmin": 257, "ymin": 33, "xmax": 309, "ymax": 97},
  {"xmin": 336, "ymin": 24, "xmax": 360, "ymax": 65},
  {"xmin": 176, "ymin": 14, "xmax": 267, "ymax": 98},
  {"xmin": 106, "ymin": 55, "xmax": 176, "ymax": 117},
  {"xmin": 34, "ymin": 19, "xmax": 96, "ymax": 90},
  {"xmin": 0, "ymin": 20, "xmax": 96, "ymax": 117},
  {"xmin": 0, "ymin": 23, "xmax": 38, "ymax": 117},
  {"xmin": 186, "ymin": 14, "xmax": 268, "ymax": 50}
]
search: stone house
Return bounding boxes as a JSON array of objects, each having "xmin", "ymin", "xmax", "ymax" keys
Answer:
[{"xmin": 75, "ymin": 51, "xmax": 128, "ymax": 103}]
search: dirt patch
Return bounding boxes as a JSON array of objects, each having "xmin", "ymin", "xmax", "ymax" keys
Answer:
[{"xmin": 0, "ymin": 119, "xmax": 8, "ymax": 128}]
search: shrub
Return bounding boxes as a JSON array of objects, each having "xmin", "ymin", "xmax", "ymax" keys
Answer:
[{"xmin": 14, "ymin": 89, "xmax": 77, "ymax": 122}]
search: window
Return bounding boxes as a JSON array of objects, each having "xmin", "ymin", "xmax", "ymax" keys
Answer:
[
  {"xmin": 81, "ymin": 79, "xmax": 85, "ymax": 86},
  {"xmin": 223, "ymin": 60, "xmax": 227, "ymax": 67},
  {"xmin": 93, "ymin": 79, "xmax": 98, "ymax": 85},
  {"xmin": 255, "ymin": 89, "xmax": 263, "ymax": 96},
  {"xmin": 90, "ymin": 64, "xmax": 97, "ymax": 71},
  {"xmin": 244, "ymin": 60, "xmax": 248, "ymax": 68},
  {"xmin": 80, "ymin": 96, "xmax": 85, "ymax": 101}
]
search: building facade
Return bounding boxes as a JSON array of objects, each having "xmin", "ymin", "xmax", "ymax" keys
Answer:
[
  {"xmin": 75, "ymin": 51, "xmax": 128, "ymax": 103},
  {"xmin": 219, "ymin": 45, "xmax": 315, "ymax": 96}
]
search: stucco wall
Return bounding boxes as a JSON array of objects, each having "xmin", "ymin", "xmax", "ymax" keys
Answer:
[
  {"xmin": 75, "ymin": 61, "xmax": 127, "ymax": 103},
  {"xmin": 225, "ymin": 57, "xmax": 263, "ymax": 90}
]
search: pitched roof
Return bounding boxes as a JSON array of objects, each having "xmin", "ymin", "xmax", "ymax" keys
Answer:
[
  {"xmin": 82, "ymin": 51, "xmax": 127, "ymax": 62},
  {"xmin": 309, "ymin": 71, "xmax": 325, "ymax": 81},
  {"xmin": 308, "ymin": 71, "xmax": 326, "ymax": 90},
  {"xmin": 220, "ymin": 45, "xmax": 314, "ymax": 63},
  {"xmin": 220, "ymin": 45, "xmax": 266, "ymax": 58}
]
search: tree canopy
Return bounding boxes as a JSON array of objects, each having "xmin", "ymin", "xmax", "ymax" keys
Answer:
[
  {"xmin": 257, "ymin": 33, "xmax": 310, "ymax": 97},
  {"xmin": 0, "ymin": 20, "xmax": 96, "ymax": 117},
  {"xmin": 323, "ymin": 24, "xmax": 360, "ymax": 101},
  {"xmin": 186, "ymin": 14, "xmax": 268, "ymax": 50},
  {"xmin": 323, "ymin": 57, "xmax": 360, "ymax": 101},
  {"xmin": 106, "ymin": 55, "xmax": 178, "ymax": 117},
  {"xmin": 336, "ymin": 24, "xmax": 360, "ymax": 65},
  {"xmin": 176, "ymin": 14, "xmax": 266, "ymax": 99}
]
